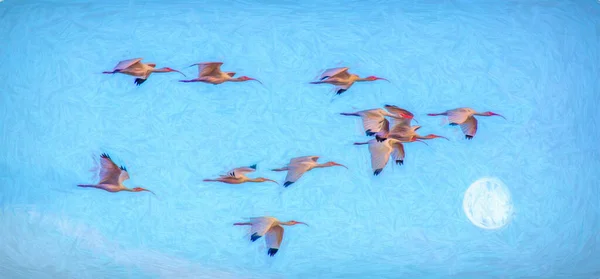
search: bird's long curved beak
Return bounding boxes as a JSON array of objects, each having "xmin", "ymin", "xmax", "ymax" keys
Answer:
[
  {"xmin": 144, "ymin": 189, "xmax": 157, "ymax": 196},
  {"xmin": 172, "ymin": 70, "xmax": 186, "ymax": 77},
  {"xmin": 493, "ymin": 113, "xmax": 507, "ymax": 120},
  {"xmin": 250, "ymin": 78, "xmax": 263, "ymax": 85},
  {"xmin": 433, "ymin": 135, "xmax": 450, "ymax": 141},
  {"xmin": 378, "ymin": 77, "xmax": 390, "ymax": 82},
  {"xmin": 335, "ymin": 163, "xmax": 348, "ymax": 169},
  {"xmin": 267, "ymin": 179, "xmax": 279, "ymax": 185},
  {"xmin": 298, "ymin": 222, "xmax": 309, "ymax": 227},
  {"xmin": 415, "ymin": 139, "xmax": 429, "ymax": 146}
]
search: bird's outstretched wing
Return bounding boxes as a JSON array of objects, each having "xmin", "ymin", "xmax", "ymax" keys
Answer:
[
  {"xmin": 118, "ymin": 165, "xmax": 130, "ymax": 183},
  {"xmin": 460, "ymin": 116, "xmax": 478, "ymax": 139},
  {"xmin": 367, "ymin": 139, "xmax": 394, "ymax": 175},
  {"xmin": 265, "ymin": 225, "xmax": 284, "ymax": 257},
  {"xmin": 282, "ymin": 163, "xmax": 312, "ymax": 187},
  {"xmin": 98, "ymin": 153, "xmax": 122, "ymax": 185},
  {"xmin": 360, "ymin": 109, "xmax": 387, "ymax": 136},
  {"xmin": 391, "ymin": 141, "xmax": 406, "ymax": 165},
  {"xmin": 192, "ymin": 62, "xmax": 223, "ymax": 77},
  {"xmin": 227, "ymin": 165, "xmax": 257, "ymax": 178},
  {"xmin": 289, "ymin": 156, "xmax": 319, "ymax": 165},
  {"xmin": 247, "ymin": 217, "xmax": 276, "ymax": 242},
  {"xmin": 384, "ymin": 105, "xmax": 415, "ymax": 119},
  {"xmin": 113, "ymin": 58, "xmax": 143, "ymax": 71},
  {"xmin": 319, "ymin": 67, "xmax": 350, "ymax": 80}
]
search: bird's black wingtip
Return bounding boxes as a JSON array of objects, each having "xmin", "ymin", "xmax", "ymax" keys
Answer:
[
  {"xmin": 374, "ymin": 169, "xmax": 383, "ymax": 176},
  {"xmin": 100, "ymin": 153, "xmax": 110, "ymax": 159},
  {"xmin": 466, "ymin": 135, "xmax": 474, "ymax": 140},
  {"xmin": 283, "ymin": 181, "xmax": 294, "ymax": 187},
  {"xmin": 267, "ymin": 248, "xmax": 279, "ymax": 257},
  {"xmin": 336, "ymin": 89, "xmax": 347, "ymax": 95},
  {"xmin": 251, "ymin": 233, "xmax": 261, "ymax": 242},
  {"xmin": 396, "ymin": 160, "xmax": 404, "ymax": 166},
  {"xmin": 375, "ymin": 135, "xmax": 386, "ymax": 142},
  {"xmin": 249, "ymin": 164, "xmax": 257, "ymax": 169},
  {"xmin": 134, "ymin": 78, "xmax": 147, "ymax": 86},
  {"xmin": 449, "ymin": 123, "xmax": 459, "ymax": 126},
  {"xmin": 365, "ymin": 130, "xmax": 375, "ymax": 136},
  {"xmin": 120, "ymin": 165, "xmax": 127, "ymax": 171}
]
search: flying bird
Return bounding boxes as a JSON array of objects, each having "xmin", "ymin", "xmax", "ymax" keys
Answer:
[
  {"xmin": 310, "ymin": 67, "xmax": 389, "ymax": 95},
  {"xmin": 375, "ymin": 105, "xmax": 448, "ymax": 142},
  {"xmin": 354, "ymin": 137, "xmax": 425, "ymax": 175},
  {"xmin": 427, "ymin": 108, "xmax": 506, "ymax": 139},
  {"xmin": 77, "ymin": 153, "xmax": 155, "ymax": 194},
  {"xmin": 271, "ymin": 156, "xmax": 347, "ymax": 187},
  {"xmin": 179, "ymin": 62, "xmax": 262, "ymax": 85},
  {"xmin": 340, "ymin": 106, "xmax": 410, "ymax": 136},
  {"xmin": 102, "ymin": 58, "xmax": 185, "ymax": 86},
  {"xmin": 203, "ymin": 164, "xmax": 278, "ymax": 184},
  {"xmin": 234, "ymin": 216, "xmax": 308, "ymax": 257}
]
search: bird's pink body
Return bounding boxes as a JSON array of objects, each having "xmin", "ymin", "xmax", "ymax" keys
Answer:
[
  {"xmin": 428, "ymin": 107, "xmax": 506, "ymax": 139},
  {"xmin": 103, "ymin": 58, "xmax": 185, "ymax": 86},
  {"xmin": 310, "ymin": 67, "xmax": 389, "ymax": 95},
  {"xmin": 179, "ymin": 62, "xmax": 262, "ymax": 85},
  {"xmin": 233, "ymin": 216, "xmax": 308, "ymax": 257},
  {"xmin": 77, "ymin": 153, "xmax": 154, "ymax": 195},
  {"xmin": 271, "ymin": 156, "xmax": 347, "ymax": 187}
]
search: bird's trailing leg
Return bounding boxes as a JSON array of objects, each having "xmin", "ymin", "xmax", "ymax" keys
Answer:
[
  {"xmin": 77, "ymin": 184, "xmax": 98, "ymax": 188},
  {"xmin": 134, "ymin": 78, "xmax": 147, "ymax": 86},
  {"xmin": 353, "ymin": 142, "xmax": 369, "ymax": 145},
  {"xmin": 340, "ymin": 112, "xmax": 360, "ymax": 116},
  {"xmin": 102, "ymin": 70, "xmax": 120, "ymax": 74},
  {"xmin": 271, "ymin": 167, "xmax": 289, "ymax": 171},
  {"xmin": 233, "ymin": 222, "xmax": 252, "ymax": 226}
]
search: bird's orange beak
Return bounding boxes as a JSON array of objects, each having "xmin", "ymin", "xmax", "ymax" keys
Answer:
[
  {"xmin": 429, "ymin": 134, "xmax": 450, "ymax": 141},
  {"xmin": 135, "ymin": 187, "xmax": 156, "ymax": 196}
]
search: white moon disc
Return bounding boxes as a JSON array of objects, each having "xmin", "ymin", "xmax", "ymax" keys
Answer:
[{"xmin": 463, "ymin": 177, "xmax": 513, "ymax": 230}]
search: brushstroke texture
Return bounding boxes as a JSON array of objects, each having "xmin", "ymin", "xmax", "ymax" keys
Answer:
[{"xmin": 0, "ymin": 0, "xmax": 599, "ymax": 278}]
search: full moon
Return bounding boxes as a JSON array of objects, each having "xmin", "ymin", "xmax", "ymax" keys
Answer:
[{"xmin": 463, "ymin": 177, "xmax": 513, "ymax": 230}]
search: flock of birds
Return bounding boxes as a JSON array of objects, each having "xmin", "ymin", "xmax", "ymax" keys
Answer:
[{"xmin": 78, "ymin": 57, "xmax": 506, "ymax": 257}]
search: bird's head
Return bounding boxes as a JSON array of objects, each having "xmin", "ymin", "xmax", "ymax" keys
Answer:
[
  {"xmin": 239, "ymin": 76, "xmax": 263, "ymax": 84},
  {"xmin": 423, "ymin": 134, "xmax": 449, "ymax": 141},
  {"xmin": 366, "ymin": 76, "xmax": 389, "ymax": 82},
  {"xmin": 132, "ymin": 187, "xmax": 156, "ymax": 195},
  {"xmin": 482, "ymin": 111, "xmax": 506, "ymax": 119},
  {"xmin": 324, "ymin": 161, "xmax": 348, "ymax": 169},
  {"xmin": 162, "ymin": 67, "xmax": 186, "ymax": 77},
  {"xmin": 256, "ymin": 177, "xmax": 279, "ymax": 185}
]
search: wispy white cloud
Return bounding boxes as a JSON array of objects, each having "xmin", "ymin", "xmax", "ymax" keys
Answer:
[{"xmin": 0, "ymin": 207, "xmax": 279, "ymax": 279}]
